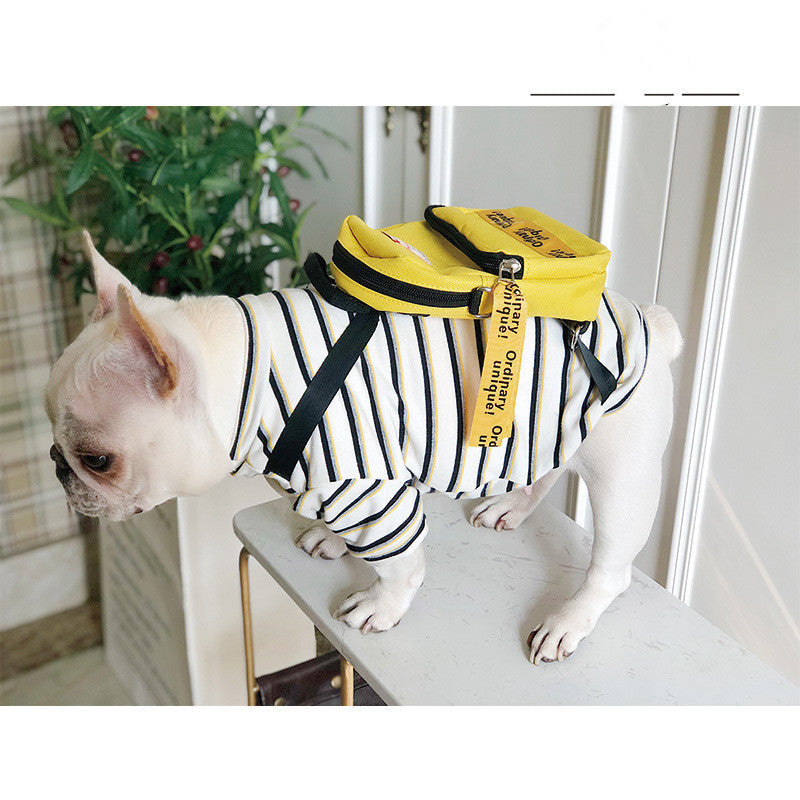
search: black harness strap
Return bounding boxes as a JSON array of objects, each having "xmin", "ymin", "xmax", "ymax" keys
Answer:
[
  {"xmin": 265, "ymin": 254, "xmax": 379, "ymax": 482},
  {"xmin": 567, "ymin": 321, "xmax": 618, "ymax": 403}
]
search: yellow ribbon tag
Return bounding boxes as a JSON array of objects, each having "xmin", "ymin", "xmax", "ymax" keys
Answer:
[{"xmin": 467, "ymin": 279, "xmax": 528, "ymax": 448}]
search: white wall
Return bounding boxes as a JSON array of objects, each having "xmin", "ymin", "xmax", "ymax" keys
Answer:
[{"xmin": 688, "ymin": 107, "xmax": 800, "ymax": 684}]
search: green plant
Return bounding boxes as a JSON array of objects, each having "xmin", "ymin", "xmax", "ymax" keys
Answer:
[{"xmin": 3, "ymin": 106, "xmax": 346, "ymax": 301}]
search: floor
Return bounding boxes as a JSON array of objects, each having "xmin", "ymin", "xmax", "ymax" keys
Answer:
[
  {"xmin": 0, "ymin": 600, "xmax": 133, "ymax": 706},
  {"xmin": 0, "ymin": 645, "xmax": 133, "ymax": 705}
]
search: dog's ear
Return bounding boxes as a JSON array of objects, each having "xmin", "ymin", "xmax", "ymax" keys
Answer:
[
  {"xmin": 116, "ymin": 285, "xmax": 180, "ymax": 398},
  {"xmin": 82, "ymin": 229, "xmax": 136, "ymax": 320}
]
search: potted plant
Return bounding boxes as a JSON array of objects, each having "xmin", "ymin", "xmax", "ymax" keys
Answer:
[{"xmin": 3, "ymin": 105, "xmax": 346, "ymax": 299}]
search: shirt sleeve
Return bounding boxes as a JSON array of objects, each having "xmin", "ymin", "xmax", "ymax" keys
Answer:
[{"xmin": 292, "ymin": 478, "xmax": 427, "ymax": 561}]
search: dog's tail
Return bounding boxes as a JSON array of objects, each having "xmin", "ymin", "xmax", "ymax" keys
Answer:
[{"xmin": 642, "ymin": 304, "xmax": 683, "ymax": 363}]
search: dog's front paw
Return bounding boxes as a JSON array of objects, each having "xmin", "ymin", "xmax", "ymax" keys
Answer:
[
  {"xmin": 469, "ymin": 490, "xmax": 534, "ymax": 531},
  {"xmin": 527, "ymin": 601, "xmax": 597, "ymax": 665},
  {"xmin": 334, "ymin": 580, "xmax": 412, "ymax": 634},
  {"xmin": 295, "ymin": 525, "xmax": 348, "ymax": 560}
]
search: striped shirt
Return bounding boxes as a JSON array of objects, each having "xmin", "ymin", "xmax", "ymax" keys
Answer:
[{"xmin": 229, "ymin": 287, "xmax": 649, "ymax": 561}]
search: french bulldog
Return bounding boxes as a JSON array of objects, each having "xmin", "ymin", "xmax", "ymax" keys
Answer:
[{"xmin": 45, "ymin": 231, "xmax": 682, "ymax": 664}]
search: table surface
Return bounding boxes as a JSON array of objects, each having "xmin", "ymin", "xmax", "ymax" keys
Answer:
[{"xmin": 234, "ymin": 493, "xmax": 799, "ymax": 706}]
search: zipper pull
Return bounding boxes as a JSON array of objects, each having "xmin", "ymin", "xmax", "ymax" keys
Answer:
[{"xmin": 497, "ymin": 258, "xmax": 521, "ymax": 283}]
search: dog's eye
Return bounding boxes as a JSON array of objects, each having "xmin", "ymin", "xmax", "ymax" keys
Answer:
[{"xmin": 80, "ymin": 454, "xmax": 111, "ymax": 472}]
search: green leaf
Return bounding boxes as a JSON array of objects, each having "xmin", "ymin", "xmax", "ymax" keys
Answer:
[
  {"xmin": 210, "ymin": 189, "xmax": 246, "ymax": 234},
  {"xmin": 199, "ymin": 175, "xmax": 241, "ymax": 194},
  {"xmin": 48, "ymin": 106, "xmax": 68, "ymax": 123},
  {"xmin": 2, "ymin": 196, "xmax": 68, "ymax": 227},
  {"xmin": 297, "ymin": 121, "xmax": 349, "ymax": 149},
  {"xmin": 65, "ymin": 146, "xmax": 95, "ymax": 195},
  {"xmin": 273, "ymin": 156, "xmax": 310, "ymax": 179},
  {"xmin": 67, "ymin": 107, "xmax": 91, "ymax": 143},
  {"xmin": 92, "ymin": 155, "xmax": 130, "ymax": 204},
  {"xmin": 268, "ymin": 171, "xmax": 293, "ymax": 221},
  {"xmin": 285, "ymin": 137, "xmax": 329, "ymax": 179},
  {"xmin": 118, "ymin": 121, "xmax": 172, "ymax": 157},
  {"xmin": 115, "ymin": 204, "xmax": 138, "ymax": 245}
]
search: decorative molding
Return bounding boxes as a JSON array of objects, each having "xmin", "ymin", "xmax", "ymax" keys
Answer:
[
  {"xmin": 428, "ymin": 106, "xmax": 454, "ymax": 206},
  {"xmin": 362, "ymin": 106, "xmax": 382, "ymax": 227},
  {"xmin": 666, "ymin": 106, "xmax": 761, "ymax": 601},
  {"xmin": 568, "ymin": 105, "xmax": 624, "ymax": 529},
  {"xmin": 653, "ymin": 108, "xmax": 680, "ymax": 305}
]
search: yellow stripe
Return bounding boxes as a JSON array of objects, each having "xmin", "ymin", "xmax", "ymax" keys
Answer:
[
  {"xmin": 357, "ymin": 502, "xmax": 423, "ymax": 557},
  {"xmin": 606, "ymin": 293, "xmax": 629, "ymax": 377},
  {"xmin": 420, "ymin": 323, "xmax": 439, "ymax": 480},
  {"xmin": 333, "ymin": 482, "xmax": 384, "ymax": 532},
  {"xmin": 561, "ymin": 346, "xmax": 577, "ymax": 464},
  {"xmin": 325, "ymin": 480, "xmax": 358, "ymax": 516},
  {"xmin": 451, "ymin": 323, "xmax": 468, "ymax": 491},
  {"xmin": 388, "ymin": 315, "xmax": 410, "ymax": 461},
  {"xmin": 236, "ymin": 298, "xmax": 261, "ymax": 461},
  {"xmin": 364, "ymin": 348, "xmax": 400, "ymax": 476},
  {"xmin": 285, "ymin": 294, "xmax": 342, "ymax": 477},
  {"xmin": 532, "ymin": 320, "xmax": 548, "ymax": 480}
]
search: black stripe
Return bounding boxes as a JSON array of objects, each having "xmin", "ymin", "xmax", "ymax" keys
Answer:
[
  {"xmin": 320, "ymin": 479, "xmax": 354, "ymax": 513},
  {"xmin": 273, "ymin": 292, "xmax": 337, "ymax": 482},
  {"xmin": 553, "ymin": 324, "xmax": 574, "ymax": 467},
  {"xmin": 602, "ymin": 293, "xmax": 625, "ymax": 377},
  {"xmin": 500, "ymin": 422, "xmax": 516, "ymax": 479},
  {"xmin": 267, "ymin": 371, "xmax": 309, "ymax": 486},
  {"xmin": 363, "ymin": 515, "xmax": 426, "ymax": 561},
  {"xmin": 474, "ymin": 319, "xmax": 489, "ymax": 488},
  {"xmin": 413, "ymin": 317, "xmax": 435, "ymax": 484},
  {"xmin": 443, "ymin": 320, "xmax": 465, "ymax": 492},
  {"xmin": 380, "ymin": 314, "xmax": 407, "ymax": 453},
  {"xmin": 579, "ymin": 321, "xmax": 599, "ymax": 440},
  {"xmin": 359, "ymin": 353, "xmax": 395, "ymax": 477},
  {"xmin": 474, "ymin": 318, "xmax": 485, "ymax": 369},
  {"xmin": 605, "ymin": 308, "xmax": 650, "ymax": 413},
  {"xmin": 527, "ymin": 317, "xmax": 543, "ymax": 484},
  {"xmin": 334, "ymin": 483, "xmax": 410, "ymax": 535},
  {"xmin": 327, "ymin": 479, "xmax": 381, "ymax": 525},
  {"xmin": 304, "ymin": 290, "xmax": 370, "ymax": 478},
  {"xmin": 230, "ymin": 298, "xmax": 255, "ymax": 461},
  {"xmin": 346, "ymin": 493, "xmax": 421, "ymax": 553}
]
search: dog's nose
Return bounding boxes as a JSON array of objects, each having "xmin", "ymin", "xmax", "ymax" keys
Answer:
[{"xmin": 50, "ymin": 444, "xmax": 72, "ymax": 480}]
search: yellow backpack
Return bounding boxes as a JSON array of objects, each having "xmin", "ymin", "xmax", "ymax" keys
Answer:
[
  {"xmin": 267, "ymin": 206, "xmax": 617, "ymax": 480},
  {"xmin": 328, "ymin": 205, "xmax": 610, "ymax": 321}
]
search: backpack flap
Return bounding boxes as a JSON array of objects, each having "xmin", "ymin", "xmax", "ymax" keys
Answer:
[{"xmin": 425, "ymin": 205, "xmax": 610, "ymax": 321}]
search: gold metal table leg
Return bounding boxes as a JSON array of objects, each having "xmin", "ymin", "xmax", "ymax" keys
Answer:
[
  {"xmin": 239, "ymin": 547, "xmax": 258, "ymax": 706},
  {"xmin": 340, "ymin": 656, "xmax": 354, "ymax": 706}
]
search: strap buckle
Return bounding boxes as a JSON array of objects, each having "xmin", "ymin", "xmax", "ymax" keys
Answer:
[{"xmin": 469, "ymin": 286, "xmax": 493, "ymax": 318}]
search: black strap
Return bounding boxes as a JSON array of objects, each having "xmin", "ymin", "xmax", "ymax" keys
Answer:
[
  {"xmin": 304, "ymin": 252, "xmax": 375, "ymax": 315},
  {"xmin": 266, "ymin": 310, "xmax": 380, "ymax": 481},
  {"xmin": 574, "ymin": 334, "xmax": 618, "ymax": 403}
]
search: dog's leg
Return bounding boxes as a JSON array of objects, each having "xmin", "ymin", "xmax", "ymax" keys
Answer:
[
  {"xmin": 334, "ymin": 545, "xmax": 425, "ymax": 634},
  {"xmin": 295, "ymin": 524, "xmax": 348, "ymax": 560},
  {"xmin": 528, "ymin": 325, "xmax": 675, "ymax": 664},
  {"xmin": 469, "ymin": 467, "xmax": 565, "ymax": 531}
]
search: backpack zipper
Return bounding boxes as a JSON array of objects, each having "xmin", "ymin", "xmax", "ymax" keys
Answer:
[
  {"xmin": 424, "ymin": 205, "xmax": 524, "ymax": 278},
  {"xmin": 332, "ymin": 240, "xmax": 477, "ymax": 310}
]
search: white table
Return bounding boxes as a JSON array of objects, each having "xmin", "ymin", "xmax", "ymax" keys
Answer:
[{"xmin": 234, "ymin": 493, "xmax": 799, "ymax": 705}]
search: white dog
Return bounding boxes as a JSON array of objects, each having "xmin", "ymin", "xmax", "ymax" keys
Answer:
[{"xmin": 45, "ymin": 233, "xmax": 682, "ymax": 664}]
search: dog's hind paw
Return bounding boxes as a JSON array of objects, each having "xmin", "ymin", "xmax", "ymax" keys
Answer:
[
  {"xmin": 295, "ymin": 525, "xmax": 348, "ymax": 560},
  {"xmin": 527, "ymin": 602, "xmax": 597, "ymax": 665}
]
